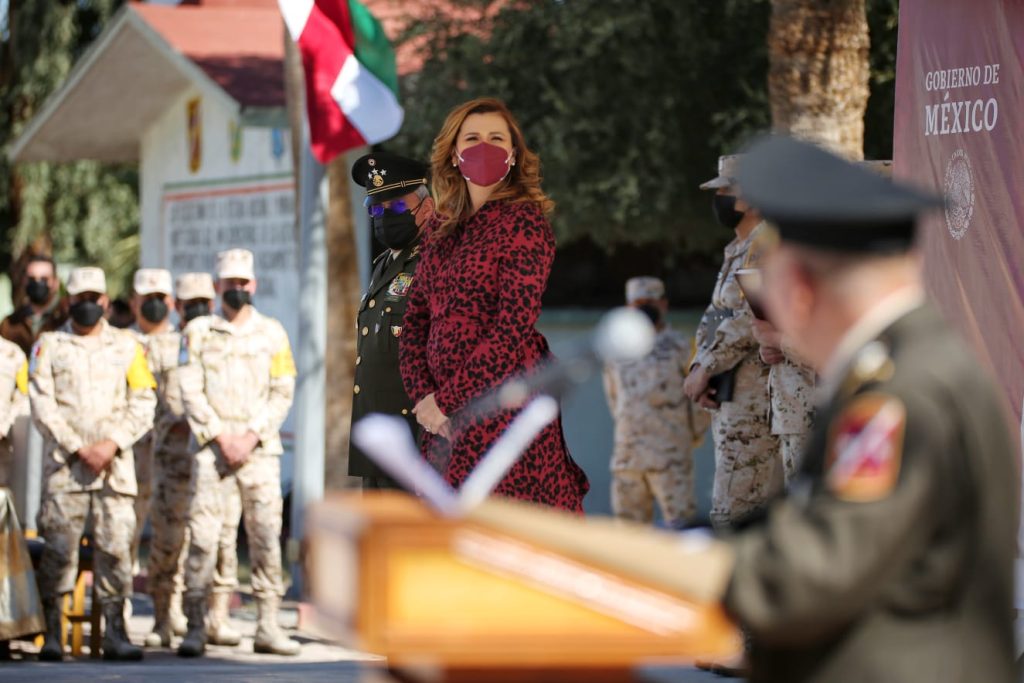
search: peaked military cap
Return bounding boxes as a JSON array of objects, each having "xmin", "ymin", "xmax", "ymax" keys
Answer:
[
  {"xmin": 736, "ymin": 135, "xmax": 944, "ymax": 253},
  {"xmin": 700, "ymin": 154, "xmax": 742, "ymax": 190},
  {"xmin": 351, "ymin": 152, "xmax": 428, "ymax": 204}
]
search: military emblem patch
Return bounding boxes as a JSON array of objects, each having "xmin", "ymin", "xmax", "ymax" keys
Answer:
[
  {"xmin": 388, "ymin": 273, "xmax": 414, "ymax": 297},
  {"xmin": 826, "ymin": 393, "xmax": 906, "ymax": 502},
  {"xmin": 391, "ymin": 326, "xmax": 402, "ymax": 337}
]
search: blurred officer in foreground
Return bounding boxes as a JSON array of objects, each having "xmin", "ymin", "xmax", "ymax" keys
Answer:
[
  {"xmin": 684, "ymin": 155, "xmax": 782, "ymax": 527},
  {"xmin": 31, "ymin": 267, "xmax": 157, "ymax": 661},
  {"xmin": 348, "ymin": 151, "xmax": 431, "ymax": 489},
  {"xmin": 0, "ymin": 337, "xmax": 27, "ymax": 488},
  {"xmin": 721, "ymin": 136, "xmax": 1017, "ymax": 682},
  {"xmin": 177, "ymin": 249, "xmax": 298, "ymax": 657},
  {"xmin": 603, "ymin": 276, "xmax": 708, "ymax": 528}
]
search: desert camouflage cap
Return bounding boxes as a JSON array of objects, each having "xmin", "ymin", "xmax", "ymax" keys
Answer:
[
  {"xmin": 66, "ymin": 267, "xmax": 107, "ymax": 296},
  {"xmin": 626, "ymin": 276, "xmax": 666, "ymax": 303},
  {"xmin": 700, "ymin": 155, "xmax": 742, "ymax": 190},
  {"xmin": 175, "ymin": 272, "xmax": 216, "ymax": 301},
  {"xmin": 216, "ymin": 248, "xmax": 255, "ymax": 281},
  {"xmin": 133, "ymin": 268, "xmax": 173, "ymax": 296}
]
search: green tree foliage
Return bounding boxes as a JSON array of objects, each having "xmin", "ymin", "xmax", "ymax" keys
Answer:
[
  {"xmin": 0, "ymin": 0, "xmax": 138, "ymax": 298},
  {"xmin": 394, "ymin": 0, "xmax": 898, "ymax": 261}
]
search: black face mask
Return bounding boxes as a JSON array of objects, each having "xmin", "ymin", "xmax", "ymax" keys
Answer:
[
  {"xmin": 372, "ymin": 210, "xmax": 419, "ymax": 250},
  {"xmin": 140, "ymin": 298, "xmax": 169, "ymax": 324},
  {"xmin": 712, "ymin": 194, "xmax": 745, "ymax": 230},
  {"xmin": 637, "ymin": 303, "xmax": 662, "ymax": 326},
  {"xmin": 222, "ymin": 288, "xmax": 251, "ymax": 311},
  {"xmin": 70, "ymin": 300, "xmax": 104, "ymax": 328},
  {"xmin": 26, "ymin": 278, "xmax": 50, "ymax": 305},
  {"xmin": 182, "ymin": 301, "xmax": 210, "ymax": 323}
]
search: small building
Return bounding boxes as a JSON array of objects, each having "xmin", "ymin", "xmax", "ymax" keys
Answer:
[{"xmin": 9, "ymin": 0, "xmax": 306, "ymax": 476}]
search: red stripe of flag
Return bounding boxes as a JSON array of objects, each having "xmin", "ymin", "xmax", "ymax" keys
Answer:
[{"xmin": 298, "ymin": 0, "xmax": 366, "ymax": 161}]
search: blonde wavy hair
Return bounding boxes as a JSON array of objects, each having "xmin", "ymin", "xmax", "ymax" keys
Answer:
[{"xmin": 430, "ymin": 97, "xmax": 554, "ymax": 237}]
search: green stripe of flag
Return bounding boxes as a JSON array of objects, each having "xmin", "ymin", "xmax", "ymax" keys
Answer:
[{"xmin": 348, "ymin": 0, "xmax": 399, "ymax": 96}]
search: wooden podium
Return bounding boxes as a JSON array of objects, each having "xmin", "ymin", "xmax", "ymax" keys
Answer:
[{"xmin": 307, "ymin": 492, "xmax": 741, "ymax": 681}]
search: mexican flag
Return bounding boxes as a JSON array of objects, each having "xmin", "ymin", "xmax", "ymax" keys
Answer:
[{"xmin": 280, "ymin": 0, "xmax": 404, "ymax": 163}]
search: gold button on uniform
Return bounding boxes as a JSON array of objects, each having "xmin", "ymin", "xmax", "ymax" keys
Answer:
[
  {"xmin": 385, "ymin": 307, "xmax": 392, "ymax": 313},
  {"xmin": 369, "ymin": 299, "xmax": 376, "ymax": 309},
  {"xmin": 361, "ymin": 326, "xmax": 368, "ymax": 336},
  {"xmin": 401, "ymin": 409, "xmax": 409, "ymax": 415},
  {"xmin": 354, "ymin": 385, "xmax": 360, "ymax": 394}
]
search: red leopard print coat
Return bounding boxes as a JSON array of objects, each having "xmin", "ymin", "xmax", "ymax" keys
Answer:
[{"xmin": 400, "ymin": 199, "xmax": 589, "ymax": 511}]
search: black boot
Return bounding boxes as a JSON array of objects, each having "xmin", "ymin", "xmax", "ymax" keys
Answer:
[
  {"xmin": 176, "ymin": 595, "xmax": 207, "ymax": 658},
  {"xmin": 101, "ymin": 600, "xmax": 144, "ymax": 661},
  {"xmin": 38, "ymin": 598, "xmax": 64, "ymax": 662}
]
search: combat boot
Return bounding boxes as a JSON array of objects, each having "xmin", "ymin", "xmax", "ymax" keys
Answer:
[
  {"xmin": 144, "ymin": 591, "xmax": 173, "ymax": 648},
  {"xmin": 38, "ymin": 597, "xmax": 65, "ymax": 662},
  {"xmin": 169, "ymin": 590, "xmax": 187, "ymax": 636},
  {"xmin": 206, "ymin": 592, "xmax": 241, "ymax": 646},
  {"xmin": 253, "ymin": 595, "xmax": 299, "ymax": 656},
  {"xmin": 176, "ymin": 595, "xmax": 207, "ymax": 658},
  {"xmin": 102, "ymin": 600, "xmax": 144, "ymax": 660}
]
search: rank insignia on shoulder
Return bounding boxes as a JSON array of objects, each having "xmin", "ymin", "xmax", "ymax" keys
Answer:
[
  {"xmin": 826, "ymin": 393, "xmax": 906, "ymax": 502},
  {"xmin": 388, "ymin": 272, "xmax": 414, "ymax": 297}
]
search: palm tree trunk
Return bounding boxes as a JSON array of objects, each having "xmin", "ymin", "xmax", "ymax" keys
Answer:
[
  {"xmin": 768, "ymin": 0, "xmax": 870, "ymax": 159},
  {"xmin": 324, "ymin": 157, "xmax": 360, "ymax": 490}
]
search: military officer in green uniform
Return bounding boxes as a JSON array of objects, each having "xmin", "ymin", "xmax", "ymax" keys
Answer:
[
  {"xmin": 349, "ymin": 152, "xmax": 432, "ymax": 489},
  {"xmin": 718, "ymin": 136, "xmax": 1018, "ymax": 682}
]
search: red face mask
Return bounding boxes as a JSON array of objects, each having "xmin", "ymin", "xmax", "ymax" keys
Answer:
[{"xmin": 456, "ymin": 142, "xmax": 514, "ymax": 186}]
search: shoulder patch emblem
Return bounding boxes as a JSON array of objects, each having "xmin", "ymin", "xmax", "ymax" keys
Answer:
[
  {"xmin": 826, "ymin": 393, "xmax": 906, "ymax": 502},
  {"xmin": 388, "ymin": 272, "xmax": 414, "ymax": 297}
]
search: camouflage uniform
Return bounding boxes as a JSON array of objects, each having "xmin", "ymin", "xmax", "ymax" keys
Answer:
[
  {"xmin": 29, "ymin": 319, "xmax": 157, "ymax": 608},
  {"xmin": 768, "ymin": 345, "xmax": 816, "ymax": 482},
  {"xmin": 604, "ymin": 327, "xmax": 709, "ymax": 527},
  {"xmin": 0, "ymin": 337, "xmax": 28, "ymax": 488},
  {"xmin": 177, "ymin": 307, "xmax": 295, "ymax": 646},
  {"xmin": 693, "ymin": 222, "xmax": 783, "ymax": 526},
  {"xmin": 139, "ymin": 328, "xmax": 195, "ymax": 634}
]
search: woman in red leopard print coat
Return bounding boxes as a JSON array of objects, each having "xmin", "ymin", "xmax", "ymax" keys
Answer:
[{"xmin": 399, "ymin": 98, "xmax": 589, "ymax": 512}]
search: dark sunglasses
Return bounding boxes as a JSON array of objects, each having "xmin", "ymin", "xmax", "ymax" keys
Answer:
[{"xmin": 364, "ymin": 197, "xmax": 418, "ymax": 218}]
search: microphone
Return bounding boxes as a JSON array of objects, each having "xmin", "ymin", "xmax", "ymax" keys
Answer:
[
  {"xmin": 350, "ymin": 414, "xmax": 460, "ymax": 516},
  {"xmin": 492, "ymin": 306, "xmax": 656, "ymax": 411}
]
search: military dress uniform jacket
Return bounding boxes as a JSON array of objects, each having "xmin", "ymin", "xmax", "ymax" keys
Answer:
[
  {"xmin": 29, "ymin": 320, "xmax": 157, "ymax": 497},
  {"xmin": 725, "ymin": 303, "xmax": 1017, "ymax": 683},
  {"xmin": 349, "ymin": 243, "xmax": 421, "ymax": 479}
]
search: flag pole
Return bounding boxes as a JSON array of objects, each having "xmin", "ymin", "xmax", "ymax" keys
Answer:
[{"xmin": 285, "ymin": 29, "xmax": 326, "ymax": 599}]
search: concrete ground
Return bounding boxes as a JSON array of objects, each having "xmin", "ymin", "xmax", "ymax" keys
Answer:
[{"xmin": 1, "ymin": 591, "xmax": 733, "ymax": 682}]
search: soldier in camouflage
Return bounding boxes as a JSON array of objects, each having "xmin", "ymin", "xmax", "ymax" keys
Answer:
[
  {"xmin": 30, "ymin": 267, "xmax": 156, "ymax": 661},
  {"xmin": 752, "ymin": 319, "xmax": 816, "ymax": 482},
  {"xmin": 125, "ymin": 269, "xmax": 186, "ymax": 648},
  {"xmin": 684, "ymin": 156, "xmax": 783, "ymax": 527},
  {"xmin": 177, "ymin": 249, "xmax": 299, "ymax": 658},
  {"xmin": 0, "ymin": 336, "xmax": 27, "ymax": 489},
  {"xmin": 603, "ymin": 277, "xmax": 709, "ymax": 528}
]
